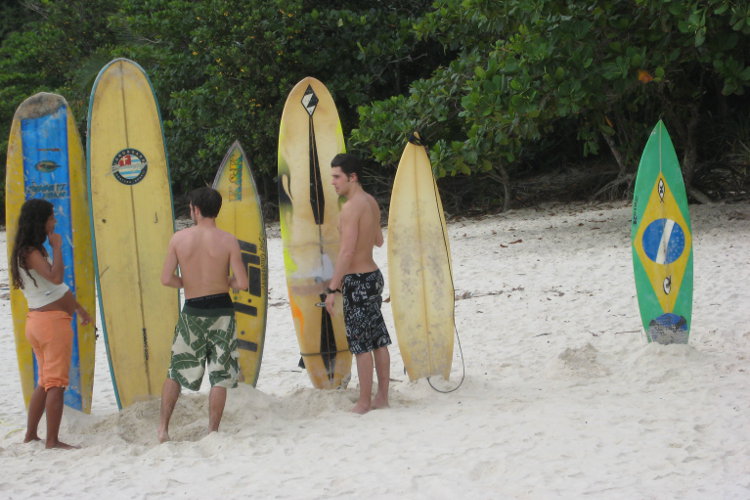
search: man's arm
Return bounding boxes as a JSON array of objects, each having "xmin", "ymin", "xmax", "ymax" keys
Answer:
[
  {"xmin": 227, "ymin": 237, "xmax": 249, "ymax": 292},
  {"xmin": 329, "ymin": 203, "xmax": 359, "ymax": 291},
  {"xmin": 160, "ymin": 235, "xmax": 183, "ymax": 289},
  {"xmin": 374, "ymin": 200, "xmax": 384, "ymax": 248},
  {"xmin": 325, "ymin": 203, "xmax": 358, "ymax": 315}
]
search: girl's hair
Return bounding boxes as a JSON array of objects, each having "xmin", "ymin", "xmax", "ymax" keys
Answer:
[{"xmin": 10, "ymin": 199, "xmax": 54, "ymax": 289}]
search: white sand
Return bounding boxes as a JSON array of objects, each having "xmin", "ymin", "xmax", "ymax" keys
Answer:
[{"xmin": 1, "ymin": 200, "xmax": 748, "ymax": 499}]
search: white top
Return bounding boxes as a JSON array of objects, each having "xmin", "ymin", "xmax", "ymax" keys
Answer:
[{"xmin": 19, "ymin": 264, "xmax": 69, "ymax": 309}]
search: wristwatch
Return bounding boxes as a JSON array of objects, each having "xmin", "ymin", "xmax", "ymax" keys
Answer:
[{"xmin": 325, "ymin": 287, "xmax": 341, "ymax": 295}]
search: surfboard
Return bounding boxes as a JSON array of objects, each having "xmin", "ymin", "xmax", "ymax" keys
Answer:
[
  {"xmin": 87, "ymin": 58, "xmax": 178, "ymax": 408},
  {"xmin": 388, "ymin": 132, "xmax": 454, "ymax": 380},
  {"xmin": 277, "ymin": 76, "xmax": 351, "ymax": 389},
  {"xmin": 5, "ymin": 92, "xmax": 96, "ymax": 413},
  {"xmin": 212, "ymin": 141, "xmax": 268, "ymax": 386},
  {"xmin": 631, "ymin": 120, "xmax": 693, "ymax": 344}
]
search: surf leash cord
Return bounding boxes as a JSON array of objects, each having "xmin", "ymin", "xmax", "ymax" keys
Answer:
[{"xmin": 410, "ymin": 132, "xmax": 466, "ymax": 394}]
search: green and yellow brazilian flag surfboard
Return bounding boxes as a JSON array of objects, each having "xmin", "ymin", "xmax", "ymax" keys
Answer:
[{"xmin": 631, "ymin": 120, "xmax": 693, "ymax": 344}]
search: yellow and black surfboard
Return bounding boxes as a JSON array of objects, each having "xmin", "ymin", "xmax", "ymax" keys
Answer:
[
  {"xmin": 212, "ymin": 141, "xmax": 268, "ymax": 386},
  {"xmin": 277, "ymin": 77, "xmax": 351, "ymax": 389}
]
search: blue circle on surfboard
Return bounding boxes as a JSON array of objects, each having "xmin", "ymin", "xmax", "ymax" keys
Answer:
[{"xmin": 642, "ymin": 218, "xmax": 686, "ymax": 264}]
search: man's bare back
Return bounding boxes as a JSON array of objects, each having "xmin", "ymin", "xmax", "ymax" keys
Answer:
[
  {"xmin": 173, "ymin": 226, "xmax": 235, "ymax": 298},
  {"xmin": 161, "ymin": 209, "xmax": 247, "ymax": 299}
]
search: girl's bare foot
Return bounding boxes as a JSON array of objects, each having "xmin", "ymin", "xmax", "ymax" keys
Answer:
[
  {"xmin": 24, "ymin": 434, "xmax": 41, "ymax": 443},
  {"xmin": 157, "ymin": 428, "xmax": 170, "ymax": 443}
]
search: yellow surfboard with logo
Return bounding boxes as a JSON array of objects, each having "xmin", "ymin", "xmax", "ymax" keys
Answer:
[
  {"xmin": 388, "ymin": 133, "xmax": 454, "ymax": 380},
  {"xmin": 87, "ymin": 58, "xmax": 178, "ymax": 408},
  {"xmin": 277, "ymin": 77, "xmax": 351, "ymax": 389},
  {"xmin": 5, "ymin": 92, "xmax": 96, "ymax": 413},
  {"xmin": 212, "ymin": 141, "xmax": 268, "ymax": 386}
]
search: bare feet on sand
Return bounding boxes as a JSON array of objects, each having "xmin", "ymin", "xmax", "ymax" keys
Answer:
[
  {"xmin": 351, "ymin": 401, "xmax": 371, "ymax": 414},
  {"xmin": 371, "ymin": 396, "xmax": 389, "ymax": 410},
  {"xmin": 45, "ymin": 440, "xmax": 80, "ymax": 450},
  {"xmin": 24, "ymin": 434, "xmax": 41, "ymax": 443},
  {"xmin": 158, "ymin": 428, "xmax": 170, "ymax": 443},
  {"xmin": 351, "ymin": 397, "xmax": 389, "ymax": 414}
]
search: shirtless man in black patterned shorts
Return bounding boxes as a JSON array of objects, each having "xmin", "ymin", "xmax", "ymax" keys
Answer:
[{"xmin": 325, "ymin": 154, "xmax": 392, "ymax": 414}]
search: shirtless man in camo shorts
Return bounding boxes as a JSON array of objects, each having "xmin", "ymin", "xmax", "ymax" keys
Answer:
[
  {"xmin": 158, "ymin": 187, "xmax": 248, "ymax": 442},
  {"xmin": 325, "ymin": 154, "xmax": 392, "ymax": 414}
]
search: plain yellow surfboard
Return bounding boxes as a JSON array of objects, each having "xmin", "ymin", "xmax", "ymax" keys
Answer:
[
  {"xmin": 87, "ymin": 58, "xmax": 178, "ymax": 409},
  {"xmin": 212, "ymin": 141, "xmax": 268, "ymax": 386},
  {"xmin": 5, "ymin": 93, "xmax": 96, "ymax": 412},
  {"xmin": 277, "ymin": 77, "xmax": 352, "ymax": 389},
  {"xmin": 388, "ymin": 133, "xmax": 454, "ymax": 381}
]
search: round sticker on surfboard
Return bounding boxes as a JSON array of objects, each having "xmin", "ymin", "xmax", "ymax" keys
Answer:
[
  {"xmin": 641, "ymin": 218, "xmax": 687, "ymax": 265},
  {"xmin": 112, "ymin": 148, "xmax": 148, "ymax": 185}
]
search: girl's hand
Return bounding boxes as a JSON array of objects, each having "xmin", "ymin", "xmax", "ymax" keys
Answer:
[
  {"xmin": 78, "ymin": 308, "xmax": 92, "ymax": 326},
  {"xmin": 48, "ymin": 232, "xmax": 62, "ymax": 250}
]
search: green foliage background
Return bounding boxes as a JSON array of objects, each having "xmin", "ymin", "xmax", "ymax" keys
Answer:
[{"xmin": 2, "ymin": 0, "xmax": 749, "ymax": 222}]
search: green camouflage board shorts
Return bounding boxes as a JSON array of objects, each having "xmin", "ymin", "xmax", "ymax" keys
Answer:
[{"xmin": 167, "ymin": 305, "xmax": 239, "ymax": 390}]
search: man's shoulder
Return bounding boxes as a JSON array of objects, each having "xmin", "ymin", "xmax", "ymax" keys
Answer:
[
  {"xmin": 355, "ymin": 191, "xmax": 380, "ymax": 215},
  {"xmin": 173, "ymin": 225, "xmax": 234, "ymax": 241},
  {"xmin": 346, "ymin": 191, "xmax": 376, "ymax": 210},
  {"xmin": 208, "ymin": 226, "xmax": 239, "ymax": 247},
  {"xmin": 171, "ymin": 225, "xmax": 193, "ymax": 239},
  {"xmin": 212, "ymin": 226, "xmax": 236, "ymax": 239}
]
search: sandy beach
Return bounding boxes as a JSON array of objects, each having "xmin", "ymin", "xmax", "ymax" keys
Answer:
[{"xmin": 1, "ymin": 200, "xmax": 748, "ymax": 499}]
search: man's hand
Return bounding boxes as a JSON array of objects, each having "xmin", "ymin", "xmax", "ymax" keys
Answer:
[
  {"xmin": 325, "ymin": 292, "xmax": 336, "ymax": 316},
  {"xmin": 228, "ymin": 274, "xmax": 246, "ymax": 293}
]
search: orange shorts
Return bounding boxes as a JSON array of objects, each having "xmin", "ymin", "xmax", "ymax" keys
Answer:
[{"xmin": 25, "ymin": 311, "xmax": 73, "ymax": 390}]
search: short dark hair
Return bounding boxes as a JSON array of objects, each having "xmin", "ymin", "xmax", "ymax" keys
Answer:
[
  {"xmin": 188, "ymin": 187, "xmax": 222, "ymax": 218},
  {"xmin": 330, "ymin": 153, "xmax": 362, "ymax": 182}
]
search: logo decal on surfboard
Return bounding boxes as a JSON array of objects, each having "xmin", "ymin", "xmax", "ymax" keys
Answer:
[
  {"xmin": 648, "ymin": 312, "xmax": 688, "ymax": 344},
  {"xmin": 34, "ymin": 160, "xmax": 61, "ymax": 173},
  {"xmin": 112, "ymin": 148, "xmax": 148, "ymax": 185},
  {"xmin": 301, "ymin": 84, "xmax": 326, "ymax": 226},
  {"xmin": 25, "ymin": 183, "xmax": 69, "ymax": 199},
  {"xmin": 641, "ymin": 218, "xmax": 686, "ymax": 265},
  {"xmin": 301, "ymin": 85, "xmax": 318, "ymax": 117},
  {"xmin": 228, "ymin": 153, "xmax": 243, "ymax": 201}
]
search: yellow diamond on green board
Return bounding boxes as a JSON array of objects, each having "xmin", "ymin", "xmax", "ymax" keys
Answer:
[{"xmin": 633, "ymin": 173, "xmax": 692, "ymax": 314}]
